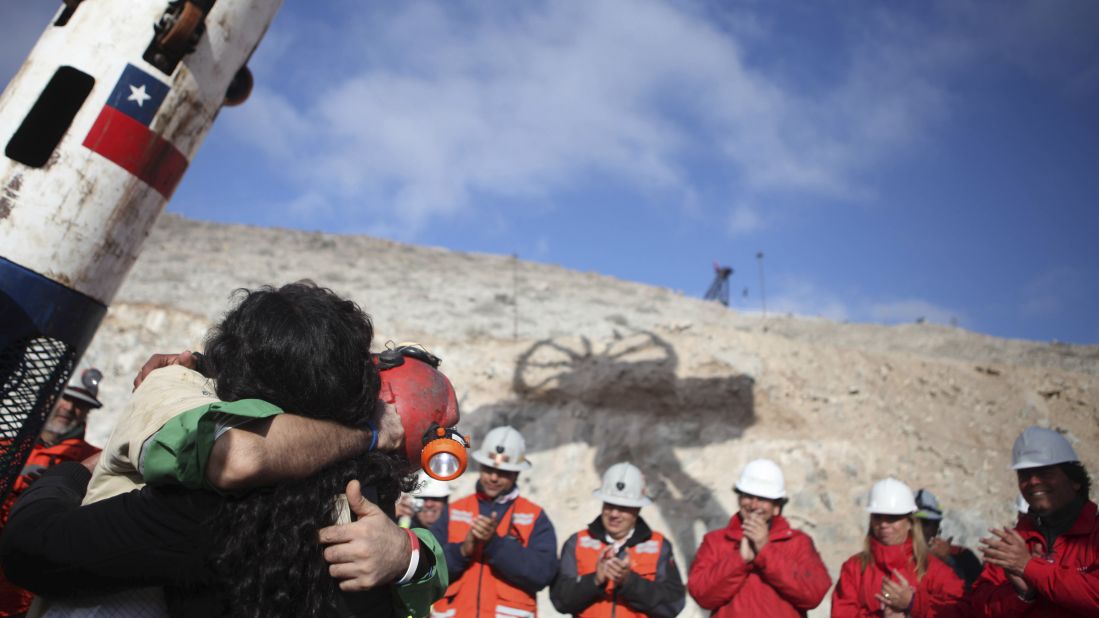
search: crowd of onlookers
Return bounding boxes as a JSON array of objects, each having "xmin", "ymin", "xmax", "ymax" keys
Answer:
[
  {"xmin": 0, "ymin": 281, "xmax": 1093, "ymax": 618},
  {"xmin": 412, "ymin": 423, "xmax": 1093, "ymax": 618}
]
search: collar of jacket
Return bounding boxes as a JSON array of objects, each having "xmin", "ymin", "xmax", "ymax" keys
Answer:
[
  {"xmin": 869, "ymin": 536, "xmax": 914, "ymax": 571},
  {"xmin": 475, "ymin": 482, "xmax": 520, "ymax": 505},
  {"xmin": 587, "ymin": 515, "xmax": 654, "ymax": 548},
  {"xmin": 723, "ymin": 513, "xmax": 793, "ymax": 542},
  {"xmin": 1018, "ymin": 499, "xmax": 1098, "ymax": 541}
]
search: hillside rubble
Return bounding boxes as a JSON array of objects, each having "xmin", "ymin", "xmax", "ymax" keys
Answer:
[{"xmin": 80, "ymin": 215, "xmax": 1098, "ymax": 617}]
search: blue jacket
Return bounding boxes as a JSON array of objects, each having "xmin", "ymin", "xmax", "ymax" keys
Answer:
[{"xmin": 430, "ymin": 485, "xmax": 558, "ymax": 594}]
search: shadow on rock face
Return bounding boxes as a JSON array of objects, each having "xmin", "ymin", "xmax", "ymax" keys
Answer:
[{"xmin": 472, "ymin": 329, "xmax": 756, "ymax": 556}]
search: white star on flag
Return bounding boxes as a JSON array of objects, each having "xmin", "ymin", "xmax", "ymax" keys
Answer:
[{"xmin": 127, "ymin": 84, "xmax": 151, "ymax": 107}]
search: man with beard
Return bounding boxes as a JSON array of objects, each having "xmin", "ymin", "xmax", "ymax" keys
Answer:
[
  {"xmin": 551, "ymin": 462, "xmax": 685, "ymax": 618},
  {"xmin": 0, "ymin": 371, "xmax": 104, "ymax": 616}
]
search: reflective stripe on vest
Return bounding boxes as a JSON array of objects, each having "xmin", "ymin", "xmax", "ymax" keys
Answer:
[
  {"xmin": 14, "ymin": 439, "xmax": 101, "ymax": 495},
  {"xmin": 438, "ymin": 494, "xmax": 542, "ymax": 618},
  {"xmin": 573, "ymin": 529, "xmax": 664, "ymax": 618}
]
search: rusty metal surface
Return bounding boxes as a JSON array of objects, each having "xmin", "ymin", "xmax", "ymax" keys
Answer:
[
  {"xmin": 0, "ymin": 0, "xmax": 283, "ymax": 305},
  {"xmin": 0, "ymin": 173, "xmax": 21, "ymax": 220}
]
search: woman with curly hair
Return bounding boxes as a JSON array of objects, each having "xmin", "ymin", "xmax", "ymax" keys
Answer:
[{"xmin": 201, "ymin": 282, "xmax": 414, "ymax": 616}]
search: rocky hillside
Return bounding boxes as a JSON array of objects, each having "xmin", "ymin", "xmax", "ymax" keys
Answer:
[{"xmin": 81, "ymin": 214, "xmax": 1099, "ymax": 617}]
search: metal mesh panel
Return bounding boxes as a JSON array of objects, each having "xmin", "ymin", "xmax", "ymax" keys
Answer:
[{"xmin": 0, "ymin": 336, "xmax": 75, "ymax": 502}]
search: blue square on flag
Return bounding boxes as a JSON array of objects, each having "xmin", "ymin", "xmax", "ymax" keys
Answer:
[{"xmin": 105, "ymin": 64, "xmax": 170, "ymax": 126}]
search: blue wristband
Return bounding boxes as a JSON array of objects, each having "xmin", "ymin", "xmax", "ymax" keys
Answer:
[{"xmin": 366, "ymin": 421, "xmax": 379, "ymax": 452}]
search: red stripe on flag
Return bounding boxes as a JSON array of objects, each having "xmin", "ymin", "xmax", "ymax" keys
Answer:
[{"xmin": 82, "ymin": 106, "xmax": 189, "ymax": 199}]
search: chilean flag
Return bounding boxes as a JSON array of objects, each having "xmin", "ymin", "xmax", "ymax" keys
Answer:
[{"xmin": 82, "ymin": 64, "xmax": 188, "ymax": 198}]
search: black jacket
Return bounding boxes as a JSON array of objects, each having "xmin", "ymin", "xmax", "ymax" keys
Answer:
[
  {"xmin": 0, "ymin": 462, "xmax": 423, "ymax": 617},
  {"xmin": 0, "ymin": 462, "xmax": 224, "ymax": 614}
]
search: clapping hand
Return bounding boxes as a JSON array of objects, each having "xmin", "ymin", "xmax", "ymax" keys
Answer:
[
  {"xmin": 875, "ymin": 569, "xmax": 915, "ymax": 613},
  {"xmin": 741, "ymin": 512, "xmax": 769, "ymax": 560}
]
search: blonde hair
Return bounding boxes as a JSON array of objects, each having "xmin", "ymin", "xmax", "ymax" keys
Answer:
[{"xmin": 858, "ymin": 514, "xmax": 929, "ymax": 578}]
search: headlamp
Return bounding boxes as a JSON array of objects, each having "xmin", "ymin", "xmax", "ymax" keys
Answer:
[{"xmin": 421, "ymin": 423, "xmax": 469, "ymax": 481}]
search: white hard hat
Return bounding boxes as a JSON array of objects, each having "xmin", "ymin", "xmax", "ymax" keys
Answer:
[
  {"xmin": 866, "ymin": 477, "xmax": 918, "ymax": 515},
  {"xmin": 471, "ymin": 426, "xmax": 532, "ymax": 472},
  {"xmin": 412, "ymin": 470, "xmax": 450, "ymax": 499},
  {"xmin": 1012, "ymin": 426, "xmax": 1079, "ymax": 470},
  {"xmin": 734, "ymin": 459, "xmax": 786, "ymax": 500},
  {"xmin": 593, "ymin": 462, "xmax": 652, "ymax": 508},
  {"xmin": 1016, "ymin": 493, "xmax": 1030, "ymax": 515},
  {"xmin": 63, "ymin": 368, "xmax": 103, "ymax": 409},
  {"xmin": 914, "ymin": 488, "xmax": 944, "ymax": 521}
]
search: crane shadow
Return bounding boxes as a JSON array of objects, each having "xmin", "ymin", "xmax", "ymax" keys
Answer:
[{"xmin": 471, "ymin": 329, "xmax": 756, "ymax": 555}]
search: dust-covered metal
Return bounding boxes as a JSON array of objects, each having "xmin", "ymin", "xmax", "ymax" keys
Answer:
[{"xmin": 0, "ymin": 0, "xmax": 283, "ymax": 304}]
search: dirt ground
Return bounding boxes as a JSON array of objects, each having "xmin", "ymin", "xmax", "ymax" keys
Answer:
[{"xmin": 81, "ymin": 214, "xmax": 1099, "ymax": 617}]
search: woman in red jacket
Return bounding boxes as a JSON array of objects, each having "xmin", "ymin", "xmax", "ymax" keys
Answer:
[{"xmin": 831, "ymin": 478, "xmax": 965, "ymax": 618}]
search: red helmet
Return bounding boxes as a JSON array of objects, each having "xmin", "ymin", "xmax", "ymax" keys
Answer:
[{"xmin": 376, "ymin": 346, "xmax": 466, "ymax": 479}]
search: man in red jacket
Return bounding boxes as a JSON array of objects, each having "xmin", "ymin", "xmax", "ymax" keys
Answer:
[
  {"xmin": 970, "ymin": 426, "xmax": 1098, "ymax": 617},
  {"xmin": 687, "ymin": 458, "xmax": 831, "ymax": 617}
]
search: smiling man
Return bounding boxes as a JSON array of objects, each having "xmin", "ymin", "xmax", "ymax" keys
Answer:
[
  {"xmin": 970, "ymin": 426, "xmax": 1098, "ymax": 617},
  {"xmin": 551, "ymin": 462, "xmax": 685, "ymax": 618},
  {"xmin": 688, "ymin": 458, "xmax": 831, "ymax": 617},
  {"xmin": 431, "ymin": 425, "xmax": 557, "ymax": 618}
]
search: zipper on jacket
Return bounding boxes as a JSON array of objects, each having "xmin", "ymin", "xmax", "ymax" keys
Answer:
[{"xmin": 476, "ymin": 561, "xmax": 484, "ymax": 617}]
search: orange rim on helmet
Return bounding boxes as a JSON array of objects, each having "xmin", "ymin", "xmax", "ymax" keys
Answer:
[{"xmin": 421, "ymin": 424, "xmax": 470, "ymax": 481}]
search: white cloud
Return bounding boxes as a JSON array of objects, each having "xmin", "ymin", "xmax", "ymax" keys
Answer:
[
  {"xmin": 868, "ymin": 299, "xmax": 964, "ymax": 326},
  {"xmin": 1020, "ymin": 266, "xmax": 1087, "ymax": 318},
  {"xmin": 727, "ymin": 204, "xmax": 764, "ymax": 236},
  {"xmin": 765, "ymin": 276, "xmax": 851, "ymax": 322},
  {"xmin": 940, "ymin": 0, "xmax": 1099, "ymax": 98},
  {"xmin": 760, "ymin": 276, "xmax": 966, "ymax": 328},
  {"xmin": 284, "ymin": 191, "xmax": 334, "ymax": 220},
  {"xmin": 534, "ymin": 238, "xmax": 550, "ymax": 258},
  {"xmin": 227, "ymin": 0, "xmax": 967, "ymax": 232}
]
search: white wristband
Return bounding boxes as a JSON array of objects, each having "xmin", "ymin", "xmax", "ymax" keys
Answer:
[{"xmin": 396, "ymin": 537, "xmax": 421, "ymax": 585}]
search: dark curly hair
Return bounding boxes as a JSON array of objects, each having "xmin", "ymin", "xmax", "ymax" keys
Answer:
[
  {"xmin": 201, "ymin": 282, "xmax": 411, "ymax": 616},
  {"xmin": 1063, "ymin": 462, "xmax": 1092, "ymax": 499},
  {"xmin": 202, "ymin": 281, "xmax": 378, "ymax": 424},
  {"xmin": 213, "ymin": 453, "xmax": 411, "ymax": 617}
]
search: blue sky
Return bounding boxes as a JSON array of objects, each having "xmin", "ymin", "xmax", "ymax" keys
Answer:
[{"xmin": 3, "ymin": 1, "xmax": 1097, "ymax": 343}]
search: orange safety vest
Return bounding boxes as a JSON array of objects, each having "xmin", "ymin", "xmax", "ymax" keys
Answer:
[
  {"xmin": 433, "ymin": 494, "xmax": 542, "ymax": 618},
  {"xmin": 572, "ymin": 529, "xmax": 664, "ymax": 618},
  {"xmin": 12, "ymin": 439, "xmax": 101, "ymax": 496},
  {"xmin": 0, "ymin": 438, "xmax": 100, "ymax": 617}
]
